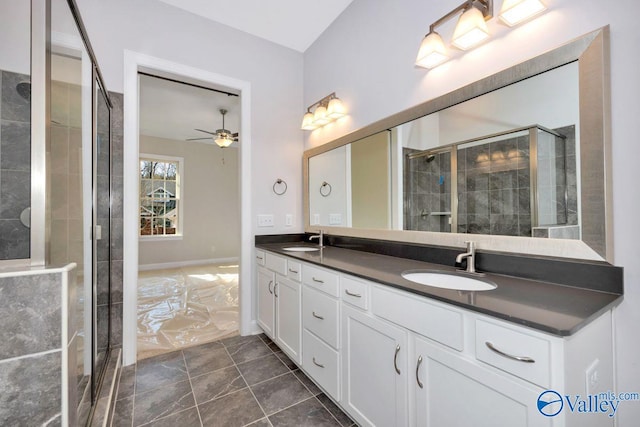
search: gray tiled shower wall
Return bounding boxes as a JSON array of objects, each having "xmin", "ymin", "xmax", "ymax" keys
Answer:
[
  {"xmin": 403, "ymin": 125, "xmax": 577, "ymax": 237},
  {"xmin": 110, "ymin": 91, "xmax": 124, "ymax": 349},
  {"xmin": 0, "ymin": 70, "xmax": 31, "ymax": 259}
]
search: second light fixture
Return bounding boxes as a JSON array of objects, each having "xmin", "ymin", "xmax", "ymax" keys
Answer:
[{"xmin": 301, "ymin": 92, "xmax": 347, "ymax": 131}]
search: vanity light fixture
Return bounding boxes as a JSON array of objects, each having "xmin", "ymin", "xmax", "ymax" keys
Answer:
[
  {"xmin": 499, "ymin": 0, "xmax": 546, "ymax": 26},
  {"xmin": 301, "ymin": 92, "xmax": 347, "ymax": 131},
  {"xmin": 416, "ymin": 0, "xmax": 547, "ymax": 69}
]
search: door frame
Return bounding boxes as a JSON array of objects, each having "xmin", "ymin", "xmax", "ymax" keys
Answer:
[{"xmin": 122, "ymin": 51, "xmax": 252, "ymax": 366}]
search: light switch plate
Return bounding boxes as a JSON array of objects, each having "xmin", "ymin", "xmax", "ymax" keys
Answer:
[
  {"xmin": 257, "ymin": 214, "xmax": 274, "ymax": 227},
  {"xmin": 312, "ymin": 214, "xmax": 320, "ymax": 225},
  {"xmin": 329, "ymin": 213, "xmax": 342, "ymax": 225},
  {"xmin": 285, "ymin": 214, "xmax": 293, "ymax": 227}
]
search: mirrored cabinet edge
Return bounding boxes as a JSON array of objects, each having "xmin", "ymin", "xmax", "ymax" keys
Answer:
[{"xmin": 303, "ymin": 26, "xmax": 612, "ymax": 263}]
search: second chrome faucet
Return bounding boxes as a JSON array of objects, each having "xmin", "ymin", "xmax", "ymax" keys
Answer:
[
  {"xmin": 456, "ymin": 241, "xmax": 477, "ymax": 274},
  {"xmin": 309, "ymin": 229, "xmax": 325, "ymax": 248}
]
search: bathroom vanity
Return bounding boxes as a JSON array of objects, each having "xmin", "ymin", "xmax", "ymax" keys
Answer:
[{"xmin": 255, "ymin": 236, "xmax": 622, "ymax": 427}]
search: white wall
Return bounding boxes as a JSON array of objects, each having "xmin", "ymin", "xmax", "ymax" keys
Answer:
[
  {"xmin": 0, "ymin": 0, "xmax": 30, "ymax": 74},
  {"xmin": 138, "ymin": 136, "xmax": 240, "ymax": 266},
  {"xmin": 76, "ymin": 0, "xmax": 304, "ymax": 235},
  {"xmin": 303, "ymin": 0, "xmax": 640, "ymax": 425}
]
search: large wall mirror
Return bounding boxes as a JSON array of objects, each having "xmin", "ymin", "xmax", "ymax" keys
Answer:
[{"xmin": 304, "ymin": 27, "xmax": 611, "ymax": 261}]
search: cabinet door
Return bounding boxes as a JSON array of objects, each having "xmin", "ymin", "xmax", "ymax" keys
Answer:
[
  {"xmin": 275, "ymin": 275, "xmax": 301, "ymax": 364},
  {"xmin": 257, "ymin": 266, "xmax": 275, "ymax": 338},
  {"xmin": 342, "ymin": 305, "xmax": 408, "ymax": 427},
  {"xmin": 414, "ymin": 337, "xmax": 550, "ymax": 427}
]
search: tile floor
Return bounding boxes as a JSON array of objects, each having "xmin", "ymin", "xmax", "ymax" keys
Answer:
[{"xmin": 112, "ymin": 334, "xmax": 356, "ymax": 427}]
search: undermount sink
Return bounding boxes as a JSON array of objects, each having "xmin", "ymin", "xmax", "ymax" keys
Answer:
[
  {"xmin": 282, "ymin": 246, "xmax": 320, "ymax": 252},
  {"xmin": 401, "ymin": 270, "xmax": 497, "ymax": 291}
]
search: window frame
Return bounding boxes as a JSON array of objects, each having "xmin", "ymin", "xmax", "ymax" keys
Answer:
[{"xmin": 138, "ymin": 153, "xmax": 184, "ymax": 241}]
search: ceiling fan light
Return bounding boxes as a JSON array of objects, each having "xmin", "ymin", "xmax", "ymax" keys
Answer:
[
  {"xmin": 326, "ymin": 97, "xmax": 347, "ymax": 119},
  {"xmin": 301, "ymin": 111, "xmax": 318, "ymax": 130},
  {"xmin": 499, "ymin": 0, "xmax": 546, "ymax": 26},
  {"xmin": 313, "ymin": 105, "xmax": 331, "ymax": 126},
  {"xmin": 215, "ymin": 136, "xmax": 233, "ymax": 148},
  {"xmin": 415, "ymin": 31, "xmax": 449, "ymax": 69},
  {"xmin": 452, "ymin": 6, "xmax": 490, "ymax": 50}
]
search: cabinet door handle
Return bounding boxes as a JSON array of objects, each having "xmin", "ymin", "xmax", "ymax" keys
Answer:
[
  {"xmin": 256, "ymin": 255, "xmax": 264, "ymax": 260},
  {"xmin": 312, "ymin": 277, "xmax": 324, "ymax": 284},
  {"xmin": 274, "ymin": 282, "xmax": 279, "ymax": 298},
  {"xmin": 313, "ymin": 357, "xmax": 325, "ymax": 368},
  {"xmin": 268, "ymin": 280, "xmax": 273, "ymax": 295},
  {"xmin": 394, "ymin": 344, "xmax": 401, "ymax": 375},
  {"xmin": 485, "ymin": 342, "xmax": 535, "ymax": 363},
  {"xmin": 312, "ymin": 311, "xmax": 324, "ymax": 320},
  {"xmin": 416, "ymin": 356, "xmax": 424, "ymax": 389},
  {"xmin": 345, "ymin": 289, "xmax": 362, "ymax": 298},
  {"xmin": 289, "ymin": 268, "xmax": 299, "ymax": 274}
]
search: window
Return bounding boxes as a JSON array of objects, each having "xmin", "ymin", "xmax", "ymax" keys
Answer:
[{"xmin": 139, "ymin": 155, "xmax": 183, "ymax": 237}]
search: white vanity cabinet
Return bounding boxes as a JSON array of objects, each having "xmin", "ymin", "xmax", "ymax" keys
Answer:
[
  {"xmin": 255, "ymin": 248, "xmax": 614, "ymax": 427},
  {"xmin": 256, "ymin": 251, "xmax": 302, "ymax": 364}
]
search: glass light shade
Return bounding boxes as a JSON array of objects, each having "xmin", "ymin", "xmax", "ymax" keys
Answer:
[
  {"xmin": 313, "ymin": 105, "xmax": 331, "ymax": 126},
  {"xmin": 215, "ymin": 136, "xmax": 233, "ymax": 148},
  {"xmin": 415, "ymin": 32, "xmax": 449, "ymax": 69},
  {"xmin": 499, "ymin": 0, "xmax": 546, "ymax": 26},
  {"xmin": 326, "ymin": 97, "xmax": 347, "ymax": 119},
  {"xmin": 452, "ymin": 6, "xmax": 490, "ymax": 50},
  {"xmin": 301, "ymin": 112, "xmax": 318, "ymax": 130}
]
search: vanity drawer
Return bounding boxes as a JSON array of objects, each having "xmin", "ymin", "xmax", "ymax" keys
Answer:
[
  {"xmin": 475, "ymin": 320, "xmax": 551, "ymax": 388},
  {"xmin": 255, "ymin": 250, "xmax": 266, "ymax": 266},
  {"xmin": 303, "ymin": 329, "xmax": 340, "ymax": 400},
  {"xmin": 265, "ymin": 252, "xmax": 287, "ymax": 276},
  {"xmin": 302, "ymin": 265, "xmax": 339, "ymax": 297},
  {"xmin": 303, "ymin": 286, "xmax": 339, "ymax": 349},
  {"xmin": 286, "ymin": 260, "xmax": 302, "ymax": 282},
  {"xmin": 340, "ymin": 275, "xmax": 369, "ymax": 310},
  {"xmin": 371, "ymin": 285, "xmax": 464, "ymax": 351}
]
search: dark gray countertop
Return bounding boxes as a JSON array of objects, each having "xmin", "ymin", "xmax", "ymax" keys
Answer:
[{"xmin": 256, "ymin": 242, "xmax": 623, "ymax": 337}]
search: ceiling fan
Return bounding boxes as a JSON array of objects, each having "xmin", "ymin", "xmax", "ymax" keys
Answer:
[{"xmin": 187, "ymin": 108, "xmax": 238, "ymax": 148}]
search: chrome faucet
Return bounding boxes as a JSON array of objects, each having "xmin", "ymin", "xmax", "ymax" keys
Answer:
[
  {"xmin": 456, "ymin": 241, "xmax": 477, "ymax": 274},
  {"xmin": 309, "ymin": 230, "xmax": 325, "ymax": 248}
]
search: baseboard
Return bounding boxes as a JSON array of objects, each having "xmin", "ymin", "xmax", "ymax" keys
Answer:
[{"xmin": 138, "ymin": 257, "xmax": 239, "ymax": 271}]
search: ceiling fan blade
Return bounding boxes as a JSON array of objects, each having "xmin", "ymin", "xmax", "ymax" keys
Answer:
[
  {"xmin": 186, "ymin": 137, "xmax": 212, "ymax": 141},
  {"xmin": 195, "ymin": 128, "xmax": 217, "ymax": 135}
]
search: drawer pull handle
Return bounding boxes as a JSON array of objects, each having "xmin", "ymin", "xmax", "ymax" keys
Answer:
[
  {"xmin": 274, "ymin": 282, "xmax": 279, "ymax": 298},
  {"xmin": 313, "ymin": 357, "xmax": 325, "ymax": 368},
  {"xmin": 289, "ymin": 268, "xmax": 299, "ymax": 274},
  {"xmin": 268, "ymin": 280, "xmax": 273, "ymax": 295},
  {"xmin": 312, "ymin": 311, "xmax": 324, "ymax": 320},
  {"xmin": 394, "ymin": 345, "xmax": 401, "ymax": 375},
  {"xmin": 256, "ymin": 256, "xmax": 264, "ymax": 260},
  {"xmin": 485, "ymin": 342, "xmax": 535, "ymax": 364},
  {"xmin": 312, "ymin": 277, "xmax": 324, "ymax": 284},
  {"xmin": 345, "ymin": 289, "xmax": 362, "ymax": 298},
  {"xmin": 416, "ymin": 356, "xmax": 424, "ymax": 389}
]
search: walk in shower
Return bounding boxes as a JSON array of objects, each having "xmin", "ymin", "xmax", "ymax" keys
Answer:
[
  {"xmin": 404, "ymin": 124, "xmax": 577, "ymax": 238},
  {"xmin": 0, "ymin": 0, "xmax": 115, "ymax": 425}
]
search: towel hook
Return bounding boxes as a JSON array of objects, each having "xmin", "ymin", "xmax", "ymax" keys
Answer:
[
  {"xmin": 273, "ymin": 178, "xmax": 287, "ymax": 195},
  {"xmin": 320, "ymin": 181, "xmax": 332, "ymax": 197}
]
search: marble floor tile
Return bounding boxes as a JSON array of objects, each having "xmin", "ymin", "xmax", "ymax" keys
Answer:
[
  {"xmin": 269, "ymin": 397, "xmax": 341, "ymax": 427},
  {"xmin": 251, "ymin": 372, "xmax": 312, "ymax": 415},
  {"xmin": 245, "ymin": 418, "xmax": 271, "ymax": 427},
  {"xmin": 135, "ymin": 350, "xmax": 188, "ymax": 394},
  {"xmin": 220, "ymin": 333, "xmax": 261, "ymax": 348},
  {"xmin": 273, "ymin": 351, "xmax": 297, "ymax": 371},
  {"xmin": 133, "ymin": 380, "xmax": 195, "ymax": 426},
  {"xmin": 143, "ymin": 406, "xmax": 201, "ymax": 427},
  {"xmin": 111, "ymin": 396, "xmax": 134, "ymax": 427},
  {"xmin": 293, "ymin": 369, "xmax": 322, "ymax": 396},
  {"xmin": 183, "ymin": 345, "xmax": 233, "ymax": 377},
  {"xmin": 237, "ymin": 353, "xmax": 288, "ymax": 386},
  {"xmin": 117, "ymin": 365, "xmax": 136, "ymax": 400},
  {"xmin": 191, "ymin": 365, "xmax": 246, "ymax": 404},
  {"xmin": 316, "ymin": 393, "xmax": 355, "ymax": 427},
  {"xmin": 198, "ymin": 388, "xmax": 264, "ymax": 427},
  {"xmin": 226, "ymin": 339, "xmax": 272, "ymax": 365}
]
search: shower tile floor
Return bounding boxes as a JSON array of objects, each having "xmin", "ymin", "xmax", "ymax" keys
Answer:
[
  {"xmin": 112, "ymin": 334, "xmax": 356, "ymax": 427},
  {"xmin": 137, "ymin": 263, "xmax": 239, "ymax": 360}
]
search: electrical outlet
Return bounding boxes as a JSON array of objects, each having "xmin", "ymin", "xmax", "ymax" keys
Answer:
[
  {"xmin": 312, "ymin": 214, "xmax": 320, "ymax": 225},
  {"xmin": 257, "ymin": 214, "xmax": 274, "ymax": 227},
  {"xmin": 285, "ymin": 214, "xmax": 293, "ymax": 227},
  {"xmin": 329, "ymin": 213, "xmax": 342, "ymax": 225},
  {"xmin": 585, "ymin": 359, "xmax": 600, "ymax": 394}
]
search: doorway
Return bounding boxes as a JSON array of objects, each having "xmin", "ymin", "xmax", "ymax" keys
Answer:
[
  {"xmin": 135, "ymin": 73, "xmax": 241, "ymax": 359},
  {"xmin": 122, "ymin": 52, "xmax": 253, "ymax": 366}
]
